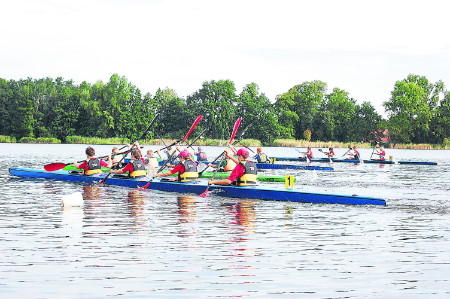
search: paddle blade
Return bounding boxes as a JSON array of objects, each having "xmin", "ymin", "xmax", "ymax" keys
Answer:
[
  {"xmin": 44, "ymin": 163, "xmax": 67, "ymax": 171},
  {"xmin": 183, "ymin": 115, "xmax": 203, "ymax": 142},
  {"xmin": 229, "ymin": 118, "xmax": 242, "ymax": 145},
  {"xmin": 199, "ymin": 187, "xmax": 209, "ymax": 197},
  {"xmin": 138, "ymin": 182, "xmax": 150, "ymax": 190}
]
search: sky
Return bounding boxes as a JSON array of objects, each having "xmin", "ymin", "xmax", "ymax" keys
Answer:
[{"xmin": 2, "ymin": 0, "xmax": 450, "ymax": 116}]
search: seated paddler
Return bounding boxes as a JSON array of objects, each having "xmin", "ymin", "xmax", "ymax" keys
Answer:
[
  {"xmin": 110, "ymin": 146, "xmax": 147, "ymax": 178},
  {"xmin": 74, "ymin": 146, "xmax": 112, "ymax": 175},
  {"xmin": 152, "ymin": 149, "xmax": 198, "ymax": 182},
  {"xmin": 208, "ymin": 148, "xmax": 257, "ymax": 186}
]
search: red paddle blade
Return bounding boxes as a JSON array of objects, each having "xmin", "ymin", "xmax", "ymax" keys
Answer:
[
  {"xmin": 138, "ymin": 182, "xmax": 150, "ymax": 190},
  {"xmin": 228, "ymin": 118, "xmax": 242, "ymax": 145},
  {"xmin": 44, "ymin": 163, "xmax": 67, "ymax": 171},
  {"xmin": 199, "ymin": 188, "xmax": 209, "ymax": 197},
  {"xmin": 183, "ymin": 115, "xmax": 203, "ymax": 142}
]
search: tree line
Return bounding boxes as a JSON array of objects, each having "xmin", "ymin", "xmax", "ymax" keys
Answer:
[{"xmin": 0, "ymin": 73, "xmax": 448, "ymax": 145}]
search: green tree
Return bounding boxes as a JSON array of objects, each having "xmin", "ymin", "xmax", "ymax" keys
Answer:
[
  {"xmin": 384, "ymin": 74, "xmax": 445, "ymax": 143},
  {"xmin": 274, "ymin": 80, "xmax": 327, "ymax": 140},
  {"xmin": 154, "ymin": 88, "xmax": 189, "ymax": 139},
  {"xmin": 186, "ymin": 80, "xmax": 238, "ymax": 140},
  {"xmin": 237, "ymin": 83, "xmax": 281, "ymax": 144}
]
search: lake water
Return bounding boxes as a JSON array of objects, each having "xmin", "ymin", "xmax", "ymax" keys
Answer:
[{"xmin": 1, "ymin": 144, "xmax": 449, "ymax": 298}]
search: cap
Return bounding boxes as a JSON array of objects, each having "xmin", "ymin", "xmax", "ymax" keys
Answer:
[
  {"xmin": 179, "ymin": 150, "xmax": 190, "ymax": 157},
  {"xmin": 236, "ymin": 148, "xmax": 249, "ymax": 157},
  {"xmin": 197, "ymin": 146, "xmax": 202, "ymax": 151}
]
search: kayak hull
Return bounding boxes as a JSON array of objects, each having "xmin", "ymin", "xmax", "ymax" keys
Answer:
[{"xmin": 9, "ymin": 167, "xmax": 385, "ymax": 206}]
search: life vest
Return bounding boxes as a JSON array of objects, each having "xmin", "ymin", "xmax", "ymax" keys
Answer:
[
  {"xmin": 236, "ymin": 161, "xmax": 257, "ymax": 186},
  {"xmin": 354, "ymin": 150, "xmax": 360, "ymax": 160},
  {"xmin": 178, "ymin": 160, "xmax": 198, "ymax": 182},
  {"xmin": 256, "ymin": 153, "xmax": 268, "ymax": 163},
  {"xmin": 85, "ymin": 158, "xmax": 103, "ymax": 175},
  {"xmin": 380, "ymin": 150, "xmax": 386, "ymax": 160},
  {"xmin": 129, "ymin": 159, "xmax": 147, "ymax": 178},
  {"xmin": 223, "ymin": 158, "xmax": 237, "ymax": 172},
  {"xmin": 307, "ymin": 150, "xmax": 313, "ymax": 159},
  {"xmin": 146, "ymin": 157, "xmax": 159, "ymax": 168}
]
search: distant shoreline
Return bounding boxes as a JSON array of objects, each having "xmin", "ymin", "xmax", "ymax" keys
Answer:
[{"xmin": 1, "ymin": 135, "xmax": 448, "ymax": 150}]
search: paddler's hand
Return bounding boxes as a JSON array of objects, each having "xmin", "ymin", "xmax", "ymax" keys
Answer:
[
  {"xmin": 224, "ymin": 148, "xmax": 233, "ymax": 158},
  {"xmin": 152, "ymin": 173, "xmax": 159, "ymax": 178},
  {"xmin": 208, "ymin": 180, "xmax": 214, "ymax": 186}
]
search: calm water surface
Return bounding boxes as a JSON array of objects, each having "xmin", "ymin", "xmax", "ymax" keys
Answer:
[{"xmin": 1, "ymin": 144, "xmax": 449, "ymax": 298}]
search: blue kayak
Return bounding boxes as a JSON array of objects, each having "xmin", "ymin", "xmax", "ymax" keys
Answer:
[
  {"xmin": 9, "ymin": 167, "xmax": 385, "ymax": 206},
  {"xmin": 272, "ymin": 157, "xmax": 437, "ymax": 165}
]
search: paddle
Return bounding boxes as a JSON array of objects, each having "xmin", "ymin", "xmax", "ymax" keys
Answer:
[
  {"xmin": 341, "ymin": 147, "xmax": 352, "ymax": 158},
  {"xmin": 138, "ymin": 115, "xmax": 203, "ymax": 190},
  {"xmin": 44, "ymin": 149, "xmax": 132, "ymax": 172},
  {"xmin": 294, "ymin": 148, "xmax": 310, "ymax": 163},
  {"xmin": 199, "ymin": 118, "xmax": 241, "ymax": 197},
  {"xmin": 198, "ymin": 120, "xmax": 249, "ymax": 176},
  {"xmin": 370, "ymin": 142, "xmax": 379, "ymax": 160},
  {"xmin": 319, "ymin": 148, "xmax": 332, "ymax": 163},
  {"xmin": 100, "ymin": 113, "xmax": 160, "ymax": 183}
]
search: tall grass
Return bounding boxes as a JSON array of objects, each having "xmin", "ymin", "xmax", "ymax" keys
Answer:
[
  {"xmin": 273, "ymin": 139, "xmax": 371, "ymax": 149},
  {"xmin": 19, "ymin": 137, "xmax": 61, "ymax": 143},
  {"xmin": 0, "ymin": 135, "xmax": 16, "ymax": 143},
  {"xmin": 66, "ymin": 136, "xmax": 130, "ymax": 144}
]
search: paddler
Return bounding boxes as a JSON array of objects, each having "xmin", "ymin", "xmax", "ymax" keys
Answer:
[
  {"xmin": 145, "ymin": 149, "xmax": 162, "ymax": 176},
  {"xmin": 74, "ymin": 146, "xmax": 112, "ymax": 175},
  {"xmin": 254, "ymin": 147, "xmax": 270, "ymax": 163},
  {"xmin": 152, "ymin": 149, "xmax": 198, "ymax": 182},
  {"xmin": 208, "ymin": 148, "xmax": 257, "ymax": 186},
  {"xmin": 300, "ymin": 146, "xmax": 314, "ymax": 160},
  {"xmin": 207, "ymin": 145, "xmax": 237, "ymax": 172},
  {"xmin": 110, "ymin": 142, "xmax": 147, "ymax": 178},
  {"xmin": 373, "ymin": 146, "xmax": 386, "ymax": 161},
  {"xmin": 347, "ymin": 145, "xmax": 360, "ymax": 160},
  {"xmin": 323, "ymin": 147, "xmax": 335, "ymax": 158},
  {"xmin": 107, "ymin": 144, "xmax": 131, "ymax": 168}
]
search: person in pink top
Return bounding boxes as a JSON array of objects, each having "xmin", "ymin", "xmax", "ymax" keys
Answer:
[
  {"xmin": 373, "ymin": 146, "xmax": 386, "ymax": 160},
  {"xmin": 208, "ymin": 148, "xmax": 257, "ymax": 186}
]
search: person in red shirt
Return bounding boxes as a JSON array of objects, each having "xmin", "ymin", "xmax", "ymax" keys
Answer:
[
  {"xmin": 208, "ymin": 148, "xmax": 257, "ymax": 186},
  {"xmin": 152, "ymin": 150, "xmax": 198, "ymax": 182},
  {"xmin": 110, "ymin": 142, "xmax": 147, "ymax": 178},
  {"xmin": 74, "ymin": 146, "xmax": 112, "ymax": 175}
]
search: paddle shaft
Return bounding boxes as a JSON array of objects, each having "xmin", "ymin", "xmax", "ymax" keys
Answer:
[
  {"xmin": 102, "ymin": 113, "xmax": 159, "ymax": 183},
  {"xmin": 200, "ymin": 118, "xmax": 241, "ymax": 196},
  {"xmin": 117, "ymin": 113, "xmax": 160, "ymax": 151},
  {"xmin": 139, "ymin": 115, "xmax": 203, "ymax": 189}
]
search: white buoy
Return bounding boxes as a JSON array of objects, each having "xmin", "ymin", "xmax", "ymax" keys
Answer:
[{"xmin": 61, "ymin": 192, "xmax": 84, "ymax": 207}]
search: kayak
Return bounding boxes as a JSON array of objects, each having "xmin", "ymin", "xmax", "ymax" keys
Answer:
[
  {"xmin": 123, "ymin": 159, "xmax": 334, "ymax": 171},
  {"xmin": 62, "ymin": 165, "xmax": 296, "ymax": 182},
  {"xmin": 9, "ymin": 167, "xmax": 385, "ymax": 206},
  {"xmin": 272, "ymin": 157, "xmax": 438, "ymax": 165},
  {"xmin": 205, "ymin": 162, "xmax": 333, "ymax": 171}
]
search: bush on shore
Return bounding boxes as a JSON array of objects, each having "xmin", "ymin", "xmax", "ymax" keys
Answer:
[{"xmin": 0, "ymin": 135, "xmax": 16, "ymax": 143}]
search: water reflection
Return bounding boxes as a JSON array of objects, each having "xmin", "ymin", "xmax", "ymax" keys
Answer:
[
  {"xmin": 127, "ymin": 190, "xmax": 146, "ymax": 219},
  {"xmin": 177, "ymin": 196, "xmax": 197, "ymax": 223}
]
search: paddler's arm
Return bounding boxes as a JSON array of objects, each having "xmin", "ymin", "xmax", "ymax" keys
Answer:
[
  {"xmin": 225, "ymin": 148, "xmax": 239, "ymax": 164},
  {"xmin": 104, "ymin": 154, "xmax": 112, "ymax": 168},
  {"xmin": 208, "ymin": 179, "xmax": 232, "ymax": 185}
]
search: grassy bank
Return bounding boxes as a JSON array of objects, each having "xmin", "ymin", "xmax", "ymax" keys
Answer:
[
  {"xmin": 0, "ymin": 135, "xmax": 16, "ymax": 143},
  {"xmin": 2, "ymin": 134, "xmax": 449, "ymax": 149},
  {"xmin": 19, "ymin": 137, "xmax": 61, "ymax": 143}
]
